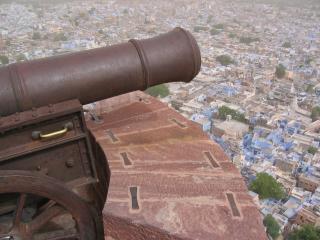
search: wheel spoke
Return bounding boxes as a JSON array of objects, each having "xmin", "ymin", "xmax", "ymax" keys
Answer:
[
  {"xmin": 0, "ymin": 171, "xmax": 97, "ymax": 239},
  {"xmin": 28, "ymin": 205, "xmax": 64, "ymax": 233},
  {"xmin": 45, "ymin": 233, "xmax": 79, "ymax": 240},
  {"xmin": 46, "ymin": 234, "xmax": 80, "ymax": 240},
  {"xmin": 0, "ymin": 234, "xmax": 13, "ymax": 239},
  {"xmin": 0, "ymin": 203, "xmax": 16, "ymax": 216},
  {"xmin": 33, "ymin": 229, "xmax": 79, "ymax": 240},
  {"xmin": 14, "ymin": 193, "xmax": 27, "ymax": 227},
  {"xmin": 38, "ymin": 200, "xmax": 56, "ymax": 213}
]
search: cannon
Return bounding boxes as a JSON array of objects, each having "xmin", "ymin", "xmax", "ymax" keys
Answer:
[{"xmin": 0, "ymin": 27, "xmax": 201, "ymax": 240}]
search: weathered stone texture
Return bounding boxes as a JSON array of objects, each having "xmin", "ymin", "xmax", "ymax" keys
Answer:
[{"xmin": 88, "ymin": 91, "xmax": 267, "ymax": 240}]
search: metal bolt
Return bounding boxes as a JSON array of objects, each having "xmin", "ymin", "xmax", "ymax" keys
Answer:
[
  {"xmin": 32, "ymin": 107, "xmax": 38, "ymax": 117},
  {"xmin": 14, "ymin": 113, "xmax": 20, "ymax": 122},
  {"xmin": 48, "ymin": 104, "xmax": 54, "ymax": 113},
  {"xmin": 0, "ymin": 236, "xmax": 14, "ymax": 240},
  {"xmin": 66, "ymin": 159, "xmax": 75, "ymax": 168}
]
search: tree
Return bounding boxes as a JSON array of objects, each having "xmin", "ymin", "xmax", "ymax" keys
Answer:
[
  {"xmin": 228, "ymin": 33, "xmax": 237, "ymax": 38},
  {"xmin": 275, "ymin": 64, "xmax": 286, "ymax": 79},
  {"xmin": 282, "ymin": 42, "xmax": 292, "ymax": 48},
  {"xmin": 308, "ymin": 146, "xmax": 318, "ymax": 155},
  {"xmin": 263, "ymin": 214, "xmax": 280, "ymax": 239},
  {"xmin": 0, "ymin": 55, "xmax": 9, "ymax": 65},
  {"xmin": 249, "ymin": 173, "xmax": 285, "ymax": 200},
  {"xmin": 239, "ymin": 36, "xmax": 260, "ymax": 44},
  {"xmin": 306, "ymin": 84, "xmax": 314, "ymax": 93},
  {"xmin": 288, "ymin": 225, "xmax": 320, "ymax": 240},
  {"xmin": 216, "ymin": 55, "xmax": 234, "ymax": 66},
  {"xmin": 32, "ymin": 32, "xmax": 41, "ymax": 40},
  {"xmin": 306, "ymin": 57, "xmax": 313, "ymax": 65},
  {"xmin": 89, "ymin": 7, "xmax": 96, "ymax": 15},
  {"xmin": 78, "ymin": 12, "xmax": 87, "ymax": 19},
  {"xmin": 218, "ymin": 106, "xmax": 247, "ymax": 123},
  {"xmin": 53, "ymin": 32, "xmax": 67, "ymax": 42},
  {"xmin": 207, "ymin": 15, "xmax": 213, "ymax": 24},
  {"xmin": 210, "ymin": 28, "xmax": 220, "ymax": 36},
  {"xmin": 193, "ymin": 26, "xmax": 209, "ymax": 33},
  {"xmin": 145, "ymin": 84, "xmax": 169, "ymax": 98},
  {"xmin": 311, "ymin": 106, "xmax": 320, "ymax": 122},
  {"xmin": 16, "ymin": 53, "xmax": 27, "ymax": 62},
  {"xmin": 213, "ymin": 23, "xmax": 224, "ymax": 29},
  {"xmin": 5, "ymin": 39, "xmax": 11, "ymax": 46}
]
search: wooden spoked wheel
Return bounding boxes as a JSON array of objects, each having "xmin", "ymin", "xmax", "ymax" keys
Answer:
[{"xmin": 0, "ymin": 171, "xmax": 100, "ymax": 240}]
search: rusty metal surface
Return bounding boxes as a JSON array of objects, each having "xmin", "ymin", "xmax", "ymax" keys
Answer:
[
  {"xmin": 0, "ymin": 101, "xmax": 109, "ymax": 239},
  {"xmin": 0, "ymin": 100, "xmax": 82, "ymax": 132},
  {"xmin": 87, "ymin": 91, "xmax": 267, "ymax": 240},
  {"xmin": 0, "ymin": 27, "xmax": 201, "ymax": 239},
  {"xmin": 0, "ymin": 170, "xmax": 100, "ymax": 240},
  {"xmin": 0, "ymin": 100, "xmax": 96, "ymax": 184},
  {"xmin": 0, "ymin": 28, "xmax": 201, "ymax": 117}
]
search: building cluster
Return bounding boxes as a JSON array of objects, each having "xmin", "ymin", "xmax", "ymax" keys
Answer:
[
  {"xmin": 162, "ymin": 1, "xmax": 320, "ymax": 236},
  {"xmin": 0, "ymin": 0, "xmax": 319, "ymax": 237}
]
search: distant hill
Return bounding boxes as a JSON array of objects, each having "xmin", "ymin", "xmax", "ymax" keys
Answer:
[
  {"xmin": 2, "ymin": 0, "xmax": 319, "ymax": 7},
  {"xmin": 0, "ymin": 0, "xmax": 75, "ymax": 4},
  {"xmin": 236, "ymin": 0, "xmax": 320, "ymax": 8}
]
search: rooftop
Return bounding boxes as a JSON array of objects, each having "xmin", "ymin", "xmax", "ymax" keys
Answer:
[{"xmin": 87, "ymin": 91, "xmax": 266, "ymax": 240}]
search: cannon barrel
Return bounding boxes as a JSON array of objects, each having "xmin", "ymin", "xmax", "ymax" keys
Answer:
[{"xmin": 0, "ymin": 27, "xmax": 201, "ymax": 117}]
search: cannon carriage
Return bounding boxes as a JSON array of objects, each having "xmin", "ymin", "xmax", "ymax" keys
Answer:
[{"xmin": 0, "ymin": 28, "xmax": 201, "ymax": 240}]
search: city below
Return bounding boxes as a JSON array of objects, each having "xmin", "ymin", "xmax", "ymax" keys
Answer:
[{"xmin": 0, "ymin": 0, "xmax": 319, "ymax": 239}]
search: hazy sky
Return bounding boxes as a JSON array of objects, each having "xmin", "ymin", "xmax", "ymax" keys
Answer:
[{"xmin": 0, "ymin": 0, "xmax": 319, "ymax": 6}]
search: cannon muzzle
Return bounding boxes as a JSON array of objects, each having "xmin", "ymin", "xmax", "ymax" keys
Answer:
[{"xmin": 0, "ymin": 27, "xmax": 201, "ymax": 117}]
